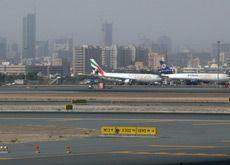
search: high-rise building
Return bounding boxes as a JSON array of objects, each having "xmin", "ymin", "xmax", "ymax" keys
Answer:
[
  {"xmin": 179, "ymin": 48, "xmax": 193, "ymax": 67},
  {"xmin": 219, "ymin": 52, "xmax": 225, "ymax": 66},
  {"xmin": 128, "ymin": 45, "xmax": 136, "ymax": 62},
  {"xmin": 73, "ymin": 46, "xmax": 84, "ymax": 75},
  {"xmin": 52, "ymin": 38, "xmax": 73, "ymax": 63},
  {"xmin": 7, "ymin": 42, "xmax": 20, "ymax": 64},
  {"xmin": 117, "ymin": 46, "xmax": 133, "ymax": 68},
  {"xmin": 102, "ymin": 22, "xmax": 113, "ymax": 46},
  {"xmin": 101, "ymin": 45, "xmax": 118, "ymax": 69},
  {"xmin": 73, "ymin": 45, "xmax": 102, "ymax": 75},
  {"xmin": 156, "ymin": 36, "xmax": 172, "ymax": 62},
  {"xmin": 148, "ymin": 52, "xmax": 165, "ymax": 70},
  {"xmin": 157, "ymin": 36, "xmax": 172, "ymax": 52},
  {"xmin": 22, "ymin": 12, "xmax": 36, "ymax": 59},
  {"xmin": 0, "ymin": 37, "xmax": 7, "ymax": 62},
  {"xmin": 36, "ymin": 41, "xmax": 49, "ymax": 57},
  {"xmin": 102, "ymin": 45, "xmax": 148, "ymax": 69},
  {"xmin": 192, "ymin": 51, "xmax": 211, "ymax": 66},
  {"xmin": 135, "ymin": 46, "xmax": 149, "ymax": 65},
  {"xmin": 51, "ymin": 57, "xmax": 70, "ymax": 76}
]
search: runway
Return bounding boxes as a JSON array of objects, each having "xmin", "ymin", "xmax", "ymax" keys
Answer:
[
  {"xmin": 0, "ymin": 85, "xmax": 229, "ymax": 93},
  {"xmin": 1, "ymin": 112, "xmax": 230, "ymax": 165}
]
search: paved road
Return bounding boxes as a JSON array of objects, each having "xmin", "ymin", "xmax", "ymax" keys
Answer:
[
  {"xmin": 0, "ymin": 112, "xmax": 230, "ymax": 164},
  {"xmin": 0, "ymin": 85, "xmax": 229, "ymax": 93}
]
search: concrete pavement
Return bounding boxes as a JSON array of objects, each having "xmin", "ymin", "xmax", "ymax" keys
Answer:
[{"xmin": 0, "ymin": 112, "xmax": 230, "ymax": 164}]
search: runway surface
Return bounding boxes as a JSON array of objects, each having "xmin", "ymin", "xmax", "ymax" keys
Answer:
[
  {"xmin": 0, "ymin": 112, "xmax": 230, "ymax": 165},
  {"xmin": 0, "ymin": 85, "xmax": 229, "ymax": 93}
]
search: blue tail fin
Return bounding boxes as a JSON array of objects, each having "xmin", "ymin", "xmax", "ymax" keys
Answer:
[{"xmin": 159, "ymin": 61, "xmax": 173, "ymax": 74}]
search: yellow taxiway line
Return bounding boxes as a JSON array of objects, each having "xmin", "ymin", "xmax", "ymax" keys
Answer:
[
  {"xmin": 193, "ymin": 122, "xmax": 230, "ymax": 126},
  {"xmin": 0, "ymin": 157, "xmax": 11, "ymax": 160},
  {"xmin": 111, "ymin": 151, "xmax": 230, "ymax": 158},
  {"xmin": 148, "ymin": 145, "xmax": 220, "ymax": 149}
]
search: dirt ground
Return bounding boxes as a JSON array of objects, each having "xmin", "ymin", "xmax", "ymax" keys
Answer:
[
  {"xmin": 0, "ymin": 125, "xmax": 97, "ymax": 144},
  {"xmin": 0, "ymin": 92, "xmax": 229, "ymax": 102}
]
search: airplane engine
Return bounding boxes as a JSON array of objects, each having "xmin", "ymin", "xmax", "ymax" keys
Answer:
[
  {"xmin": 186, "ymin": 79, "xmax": 199, "ymax": 85},
  {"xmin": 124, "ymin": 79, "xmax": 133, "ymax": 85}
]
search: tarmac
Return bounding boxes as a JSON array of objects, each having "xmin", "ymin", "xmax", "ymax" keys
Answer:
[
  {"xmin": 0, "ymin": 112, "xmax": 230, "ymax": 165},
  {"xmin": 0, "ymin": 85, "xmax": 229, "ymax": 93}
]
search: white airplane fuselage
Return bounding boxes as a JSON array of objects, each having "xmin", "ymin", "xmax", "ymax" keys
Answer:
[
  {"xmin": 162, "ymin": 73, "xmax": 230, "ymax": 82},
  {"xmin": 104, "ymin": 72, "xmax": 162, "ymax": 83}
]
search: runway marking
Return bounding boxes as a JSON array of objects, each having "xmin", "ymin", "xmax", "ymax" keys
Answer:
[
  {"xmin": 148, "ymin": 145, "xmax": 220, "ymax": 149},
  {"xmin": 193, "ymin": 122, "xmax": 230, "ymax": 126},
  {"xmin": 7, "ymin": 152, "xmax": 108, "ymax": 161},
  {"xmin": 1, "ymin": 117, "xmax": 230, "ymax": 123},
  {"xmin": 111, "ymin": 150, "xmax": 131, "ymax": 154},
  {"xmin": 111, "ymin": 151, "xmax": 230, "ymax": 158},
  {"xmin": 0, "ymin": 157, "xmax": 11, "ymax": 160},
  {"xmin": 149, "ymin": 152, "xmax": 230, "ymax": 157}
]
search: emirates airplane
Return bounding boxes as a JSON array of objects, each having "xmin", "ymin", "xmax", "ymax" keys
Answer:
[
  {"xmin": 160, "ymin": 61, "xmax": 230, "ymax": 84},
  {"xmin": 90, "ymin": 59, "xmax": 162, "ymax": 84}
]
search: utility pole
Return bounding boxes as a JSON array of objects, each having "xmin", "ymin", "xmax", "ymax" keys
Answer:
[{"xmin": 217, "ymin": 41, "xmax": 220, "ymax": 88}]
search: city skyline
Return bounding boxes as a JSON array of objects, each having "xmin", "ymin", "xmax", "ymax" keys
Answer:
[{"xmin": 0, "ymin": 0, "xmax": 230, "ymax": 50}]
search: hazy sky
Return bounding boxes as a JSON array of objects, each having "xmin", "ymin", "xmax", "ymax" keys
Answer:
[{"xmin": 0, "ymin": 0, "xmax": 230, "ymax": 50}]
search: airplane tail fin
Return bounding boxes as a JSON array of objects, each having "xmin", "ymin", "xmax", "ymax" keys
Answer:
[
  {"xmin": 159, "ymin": 60, "xmax": 174, "ymax": 74},
  {"xmin": 90, "ymin": 59, "xmax": 105, "ymax": 76}
]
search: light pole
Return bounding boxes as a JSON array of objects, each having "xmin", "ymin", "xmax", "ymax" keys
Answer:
[{"xmin": 217, "ymin": 41, "xmax": 220, "ymax": 88}]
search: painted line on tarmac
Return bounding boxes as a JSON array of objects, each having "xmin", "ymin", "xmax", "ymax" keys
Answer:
[
  {"xmin": 221, "ymin": 140, "xmax": 230, "ymax": 143},
  {"xmin": 0, "ymin": 157, "xmax": 11, "ymax": 160},
  {"xmin": 148, "ymin": 152, "xmax": 230, "ymax": 158},
  {"xmin": 1, "ymin": 117, "xmax": 230, "ymax": 123},
  {"xmin": 111, "ymin": 151, "xmax": 230, "ymax": 158},
  {"xmin": 148, "ymin": 145, "xmax": 220, "ymax": 149},
  {"xmin": 6, "ymin": 151, "xmax": 119, "ymax": 161},
  {"xmin": 193, "ymin": 122, "xmax": 230, "ymax": 126}
]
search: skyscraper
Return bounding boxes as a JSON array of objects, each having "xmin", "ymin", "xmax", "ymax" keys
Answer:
[
  {"xmin": 52, "ymin": 38, "xmax": 73, "ymax": 63},
  {"xmin": 73, "ymin": 45, "xmax": 102, "ymax": 75},
  {"xmin": 36, "ymin": 41, "xmax": 49, "ymax": 57},
  {"xmin": 117, "ymin": 46, "xmax": 133, "ymax": 68},
  {"xmin": 102, "ymin": 22, "xmax": 113, "ymax": 46},
  {"xmin": 22, "ymin": 12, "xmax": 36, "ymax": 59},
  {"xmin": 101, "ymin": 45, "xmax": 118, "ymax": 69},
  {"xmin": 156, "ymin": 36, "xmax": 172, "ymax": 63},
  {"xmin": 0, "ymin": 37, "xmax": 7, "ymax": 62}
]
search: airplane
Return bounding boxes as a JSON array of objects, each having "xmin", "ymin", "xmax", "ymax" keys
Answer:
[
  {"xmin": 159, "ymin": 61, "xmax": 230, "ymax": 84},
  {"xmin": 90, "ymin": 59, "xmax": 162, "ymax": 85}
]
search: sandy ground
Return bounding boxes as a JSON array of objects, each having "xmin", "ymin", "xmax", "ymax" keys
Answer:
[
  {"xmin": 0, "ymin": 105, "xmax": 229, "ymax": 114},
  {"xmin": 0, "ymin": 92, "xmax": 229, "ymax": 112},
  {"xmin": 0, "ymin": 92, "xmax": 229, "ymax": 102},
  {"xmin": 0, "ymin": 125, "xmax": 96, "ymax": 144}
]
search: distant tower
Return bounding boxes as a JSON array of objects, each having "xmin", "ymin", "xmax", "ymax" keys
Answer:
[
  {"xmin": 102, "ymin": 21, "xmax": 113, "ymax": 46},
  {"xmin": 22, "ymin": 12, "xmax": 36, "ymax": 59},
  {"xmin": 0, "ymin": 37, "xmax": 7, "ymax": 62},
  {"xmin": 157, "ymin": 36, "xmax": 172, "ymax": 63}
]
